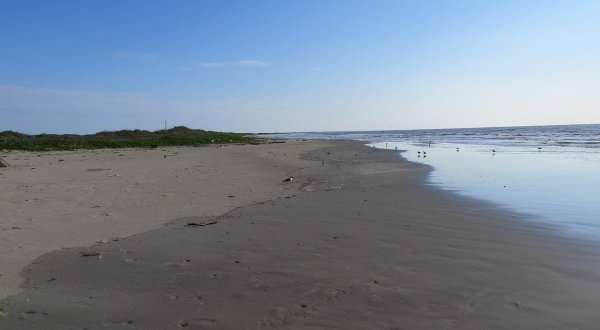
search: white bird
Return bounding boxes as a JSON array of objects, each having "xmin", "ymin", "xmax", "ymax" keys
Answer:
[{"xmin": 282, "ymin": 176, "xmax": 293, "ymax": 183}]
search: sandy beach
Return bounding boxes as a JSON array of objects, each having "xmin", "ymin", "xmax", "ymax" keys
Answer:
[
  {"xmin": 2, "ymin": 140, "xmax": 600, "ymax": 328},
  {"xmin": 0, "ymin": 141, "xmax": 329, "ymax": 301}
]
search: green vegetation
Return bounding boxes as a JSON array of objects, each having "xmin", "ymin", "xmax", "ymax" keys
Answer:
[{"xmin": 0, "ymin": 126, "xmax": 256, "ymax": 151}]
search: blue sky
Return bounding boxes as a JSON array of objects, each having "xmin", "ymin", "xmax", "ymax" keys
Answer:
[{"xmin": 1, "ymin": 0, "xmax": 599, "ymax": 133}]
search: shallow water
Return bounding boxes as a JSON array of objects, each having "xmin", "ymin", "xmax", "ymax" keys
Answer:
[{"xmin": 371, "ymin": 142, "xmax": 600, "ymax": 238}]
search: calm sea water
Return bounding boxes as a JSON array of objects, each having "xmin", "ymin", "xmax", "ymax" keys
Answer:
[{"xmin": 268, "ymin": 124, "xmax": 600, "ymax": 239}]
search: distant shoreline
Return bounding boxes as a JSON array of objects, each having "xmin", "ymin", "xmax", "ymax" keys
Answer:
[
  {"xmin": 0, "ymin": 126, "xmax": 255, "ymax": 152},
  {"xmin": 264, "ymin": 123, "xmax": 600, "ymax": 150}
]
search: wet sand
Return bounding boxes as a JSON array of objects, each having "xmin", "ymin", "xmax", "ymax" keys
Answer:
[{"xmin": 2, "ymin": 142, "xmax": 600, "ymax": 328}]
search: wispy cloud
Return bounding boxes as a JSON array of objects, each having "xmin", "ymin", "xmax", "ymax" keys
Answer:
[
  {"xmin": 111, "ymin": 51, "xmax": 158, "ymax": 63},
  {"xmin": 183, "ymin": 59, "xmax": 270, "ymax": 70}
]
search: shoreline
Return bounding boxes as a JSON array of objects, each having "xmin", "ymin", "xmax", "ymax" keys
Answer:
[
  {"xmin": 372, "ymin": 140, "xmax": 600, "ymax": 243},
  {"xmin": 2, "ymin": 141, "xmax": 600, "ymax": 328}
]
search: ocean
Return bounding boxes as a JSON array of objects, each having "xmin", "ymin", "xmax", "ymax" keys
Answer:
[{"xmin": 267, "ymin": 124, "xmax": 600, "ymax": 239}]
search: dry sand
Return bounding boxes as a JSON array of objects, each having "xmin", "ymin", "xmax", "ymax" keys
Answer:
[{"xmin": 2, "ymin": 141, "xmax": 600, "ymax": 329}]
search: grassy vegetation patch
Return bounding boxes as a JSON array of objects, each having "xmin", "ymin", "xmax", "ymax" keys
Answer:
[{"xmin": 0, "ymin": 126, "xmax": 255, "ymax": 151}]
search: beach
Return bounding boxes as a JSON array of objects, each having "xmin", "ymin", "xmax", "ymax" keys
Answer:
[
  {"xmin": 0, "ymin": 141, "xmax": 329, "ymax": 301},
  {"xmin": 2, "ymin": 140, "xmax": 600, "ymax": 328}
]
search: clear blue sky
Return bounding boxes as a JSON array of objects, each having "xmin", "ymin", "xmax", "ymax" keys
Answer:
[{"xmin": 1, "ymin": 0, "xmax": 599, "ymax": 133}]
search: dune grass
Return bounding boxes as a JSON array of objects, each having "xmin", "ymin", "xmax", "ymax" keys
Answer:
[{"xmin": 0, "ymin": 126, "xmax": 256, "ymax": 151}]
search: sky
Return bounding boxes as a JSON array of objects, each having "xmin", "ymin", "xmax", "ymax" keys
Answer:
[{"xmin": 1, "ymin": 0, "xmax": 599, "ymax": 134}]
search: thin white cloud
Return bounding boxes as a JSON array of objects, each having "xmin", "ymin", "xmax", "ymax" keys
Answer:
[
  {"xmin": 111, "ymin": 51, "xmax": 158, "ymax": 63},
  {"xmin": 184, "ymin": 59, "xmax": 270, "ymax": 70}
]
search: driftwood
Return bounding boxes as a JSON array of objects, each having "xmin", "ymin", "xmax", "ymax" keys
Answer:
[
  {"xmin": 185, "ymin": 220, "xmax": 218, "ymax": 228},
  {"xmin": 80, "ymin": 251, "xmax": 101, "ymax": 257},
  {"xmin": 0, "ymin": 158, "xmax": 8, "ymax": 167}
]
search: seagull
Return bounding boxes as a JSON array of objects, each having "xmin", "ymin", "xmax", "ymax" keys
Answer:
[
  {"xmin": 282, "ymin": 176, "xmax": 293, "ymax": 183},
  {"xmin": 492, "ymin": 149, "xmax": 496, "ymax": 153}
]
